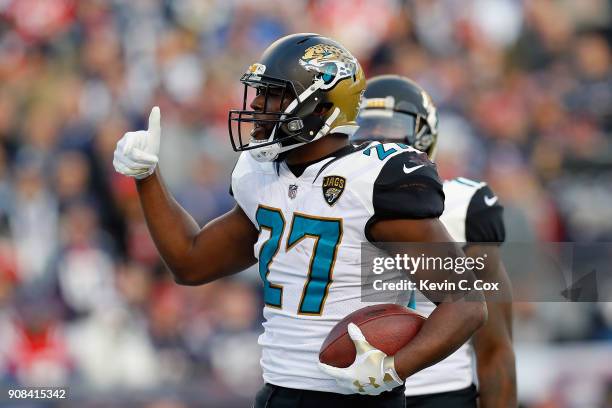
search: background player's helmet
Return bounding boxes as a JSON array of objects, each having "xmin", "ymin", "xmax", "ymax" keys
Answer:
[
  {"xmin": 352, "ymin": 75, "xmax": 438, "ymax": 159},
  {"xmin": 229, "ymin": 33, "xmax": 366, "ymax": 162}
]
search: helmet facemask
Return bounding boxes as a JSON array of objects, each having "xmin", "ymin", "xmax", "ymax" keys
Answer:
[
  {"xmin": 229, "ymin": 74, "xmax": 298, "ymax": 161},
  {"xmin": 230, "ymin": 70, "xmax": 353, "ymax": 162}
]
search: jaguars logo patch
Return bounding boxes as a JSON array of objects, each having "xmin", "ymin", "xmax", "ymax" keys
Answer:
[
  {"xmin": 288, "ymin": 184, "xmax": 298, "ymax": 200},
  {"xmin": 322, "ymin": 176, "xmax": 346, "ymax": 206},
  {"xmin": 299, "ymin": 44, "xmax": 358, "ymax": 90}
]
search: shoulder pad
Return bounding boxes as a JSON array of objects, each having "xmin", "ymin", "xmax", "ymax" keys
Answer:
[
  {"xmin": 465, "ymin": 183, "xmax": 505, "ymax": 244},
  {"xmin": 372, "ymin": 149, "xmax": 444, "ymax": 220}
]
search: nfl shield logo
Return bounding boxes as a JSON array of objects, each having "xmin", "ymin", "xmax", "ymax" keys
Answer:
[
  {"xmin": 322, "ymin": 176, "xmax": 346, "ymax": 206},
  {"xmin": 288, "ymin": 184, "xmax": 298, "ymax": 199}
]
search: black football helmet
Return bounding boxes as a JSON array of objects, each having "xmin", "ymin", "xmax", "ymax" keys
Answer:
[
  {"xmin": 352, "ymin": 75, "xmax": 438, "ymax": 159},
  {"xmin": 229, "ymin": 33, "xmax": 365, "ymax": 162}
]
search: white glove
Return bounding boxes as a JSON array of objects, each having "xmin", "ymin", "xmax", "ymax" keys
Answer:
[
  {"xmin": 113, "ymin": 106, "xmax": 161, "ymax": 180},
  {"xmin": 319, "ymin": 323, "xmax": 403, "ymax": 395}
]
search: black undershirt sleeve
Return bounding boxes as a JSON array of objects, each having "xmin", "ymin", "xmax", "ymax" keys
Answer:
[
  {"xmin": 465, "ymin": 184, "xmax": 505, "ymax": 244},
  {"xmin": 372, "ymin": 150, "xmax": 445, "ymax": 220},
  {"xmin": 366, "ymin": 150, "xmax": 445, "ymax": 242}
]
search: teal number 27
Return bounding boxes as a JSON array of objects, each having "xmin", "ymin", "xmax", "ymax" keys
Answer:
[
  {"xmin": 362, "ymin": 143, "xmax": 410, "ymax": 160},
  {"xmin": 255, "ymin": 206, "xmax": 342, "ymax": 315}
]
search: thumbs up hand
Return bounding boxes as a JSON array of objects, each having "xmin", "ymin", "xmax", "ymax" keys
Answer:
[{"xmin": 113, "ymin": 107, "xmax": 161, "ymax": 180}]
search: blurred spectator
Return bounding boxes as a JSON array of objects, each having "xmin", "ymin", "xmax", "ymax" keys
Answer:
[
  {"xmin": 9, "ymin": 157, "xmax": 58, "ymax": 284},
  {"xmin": 208, "ymin": 280, "xmax": 262, "ymax": 397},
  {"xmin": 67, "ymin": 304, "xmax": 161, "ymax": 390},
  {"xmin": 53, "ymin": 150, "xmax": 96, "ymax": 211},
  {"xmin": 55, "ymin": 202, "xmax": 118, "ymax": 318},
  {"xmin": 2, "ymin": 293, "xmax": 73, "ymax": 386},
  {"xmin": 174, "ymin": 152, "xmax": 234, "ymax": 225}
]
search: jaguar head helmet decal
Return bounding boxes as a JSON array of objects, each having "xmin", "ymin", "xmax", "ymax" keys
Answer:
[{"xmin": 299, "ymin": 44, "xmax": 358, "ymax": 90}]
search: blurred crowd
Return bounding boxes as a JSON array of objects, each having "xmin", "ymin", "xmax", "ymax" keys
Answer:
[{"xmin": 0, "ymin": 0, "xmax": 611, "ymax": 406}]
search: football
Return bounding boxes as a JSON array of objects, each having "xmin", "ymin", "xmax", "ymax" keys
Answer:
[{"xmin": 319, "ymin": 304, "xmax": 426, "ymax": 368}]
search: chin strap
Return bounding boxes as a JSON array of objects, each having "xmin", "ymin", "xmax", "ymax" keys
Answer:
[
  {"xmin": 250, "ymin": 106, "xmax": 342, "ymax": 162},
  {"xmin": 266, "ymin": 78, "xmax": 326, "ymax": 145},
  {"xmin": 311, "ymin": 107, "xmax": 340, "ymax": 142}
]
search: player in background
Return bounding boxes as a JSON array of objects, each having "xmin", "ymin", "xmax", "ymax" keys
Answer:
[
  {"xmin": 352, "ymin": 75, "xmax": 516, "ymax": 408},
  {"xmin": 113, "ymin": 34, "xmax": 487, "ymax": 408}
]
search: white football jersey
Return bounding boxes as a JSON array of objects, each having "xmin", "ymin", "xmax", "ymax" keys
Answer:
[
  {"xmin": 231, "ymin": 142, "xmax": 444, "ymax": 393},
  {"xmin": 404, "ymin": 177, "xmax": 505, "ymax": 396}
]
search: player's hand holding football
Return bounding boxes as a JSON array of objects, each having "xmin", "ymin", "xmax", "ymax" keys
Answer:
[
  {"xmin": 113, "ymin": 106, "xmax": 161, "ymax": 180},
  {"xmin": 319, "ymin": 323, "xmax": 403, "ymax": 395}
]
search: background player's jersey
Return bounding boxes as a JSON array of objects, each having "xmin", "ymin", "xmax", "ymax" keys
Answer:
[
  {"xmin": 404, "ymin": 177, "xmax": 505, "ymax": 396},
  {"xmin": 231, "ymin": 142, "xmax": 444, "ymax": 393}
]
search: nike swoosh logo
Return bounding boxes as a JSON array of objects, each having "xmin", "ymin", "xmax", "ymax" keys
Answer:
[
  {"xmin": 484, "ymin": 195, "xmax": 498, "ymax": 206},
  {"xmin": 403, "ymin": 164, "xmax": 424, "ymax": 174}
]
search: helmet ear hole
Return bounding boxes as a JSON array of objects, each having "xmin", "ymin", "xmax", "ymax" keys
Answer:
[
  {"xmin": 319, "ymin": 63, "xmax": 338, "ymax": 85},
  {"xmin": 314, "ymin": 102, "xmax": 333, "ymax": 116}
]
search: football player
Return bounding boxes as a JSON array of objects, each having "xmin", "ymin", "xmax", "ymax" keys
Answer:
[
  {"xmin": 113, "ymin": 34, "xmax": 487, "ymax": 408},
  {"xmin": 352, "ymin": 75, "xmax": 516, "ymax": 408}
]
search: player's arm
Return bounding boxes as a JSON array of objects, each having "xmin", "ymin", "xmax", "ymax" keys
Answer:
[
  {"xmin": 113, "ymin": 107, "xmax": 258, "ymax": 285},
  {"xmin": 365, "ymin": 150, "xmax": 486, "ymax": 380},
  {"xmin": 320, "ymin": 216, "xmax": 487, "ymax": 394},
  {"xmin": 318, "ymin": 149, "xmax": 483, "ymax": 395},
  {"xmin": 464, "ymin": 185, "xmax": 516, "ymax": 408},
  {"xmin": 468, "ymin": 245, "xmax": 516, "ymax": 407},
  {"xmin": 136, "ymin": 172, "xmax": 258, "ymax": 285},
  {"xmin": 369, "ymin": 217, "xmax": 487, "ymax": 380}
]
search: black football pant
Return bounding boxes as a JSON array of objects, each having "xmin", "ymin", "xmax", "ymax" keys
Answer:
[
  {"xmin": 405, "ymin": 384, "xmax": 478, "ymax": 408},
  {"xmin": 254, "ymin": 383, "xmax": 407, "ymax": 408}
]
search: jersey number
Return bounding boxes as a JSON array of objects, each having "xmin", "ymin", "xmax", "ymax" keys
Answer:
[
  {"xmin": 362, "ymin": 142, "xmax": 411, "ymax": 160},
  {"xmin": 255, "ymin": 206, "xmax": 342, "ymax": 315}
]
